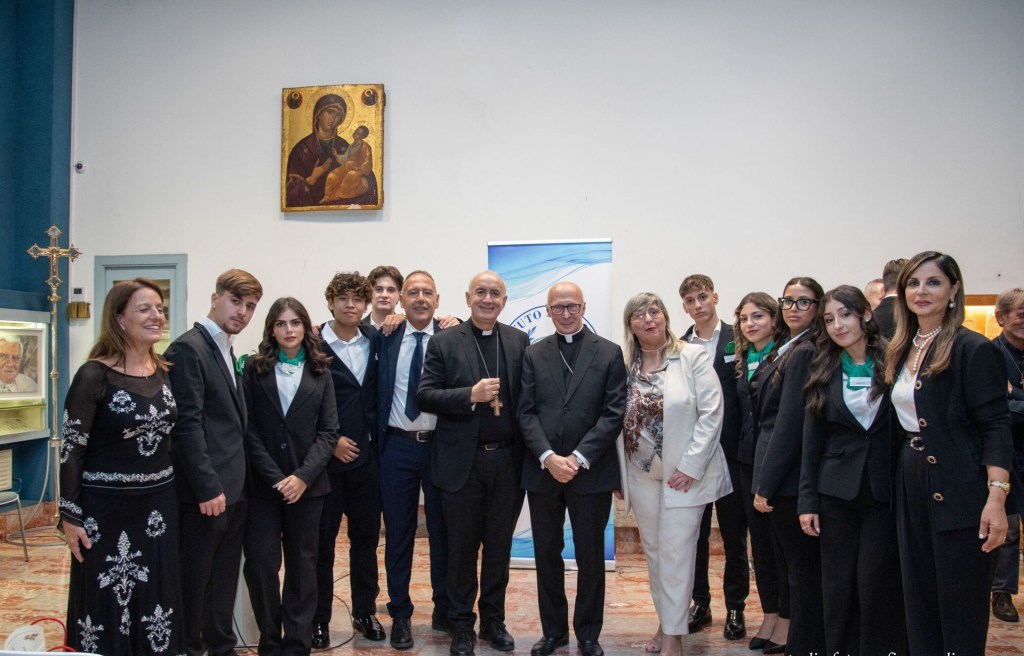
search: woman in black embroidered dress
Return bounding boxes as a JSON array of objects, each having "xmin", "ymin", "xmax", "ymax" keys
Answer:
[{"xmin": 61, "ymin": 278, "xmax": 184, "ymax": 654}]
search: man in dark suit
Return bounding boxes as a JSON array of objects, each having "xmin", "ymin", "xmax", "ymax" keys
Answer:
[
  {"xmin": 417, "ymin": 271, "xmax": 529, "ymax": 656},
  {"xmin": 518, "ymin": 282, "xmax": 627, "ymax": 656},
  {"xmin": 311, "ymin": 272, "xmax": 385, "ymax": 648},
  {"xmin": 678, "ymin": 275, "xmax": 749, "ymax": 641},
  {"xmin": 872, "ymin": 258, "xmax": 906, "ymax": 340},
  {"xmin": 166, "ymin": 268, "xmax": 263, "ymax": 656},
  {"xmin": 376, "ymin": 270, "xmax": 451, "ymax": 650}
]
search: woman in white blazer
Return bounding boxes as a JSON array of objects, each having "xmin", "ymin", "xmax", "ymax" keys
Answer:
[{"xmin": 617, "ymin": 292, "xmax": 731, "ymax": 656}]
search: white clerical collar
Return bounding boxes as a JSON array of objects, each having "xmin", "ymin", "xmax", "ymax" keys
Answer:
[{"xmin": 557, "ymin": 326, "xmax": 586, "ymax": 343}]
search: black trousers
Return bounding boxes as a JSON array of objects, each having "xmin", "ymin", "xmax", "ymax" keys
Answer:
[
  {"xmin": 693, "ymin": 457, "xmax": 749, "ymax": 611},
  {"xmin": 992, "ymin": 512, "xmax": 1021, "ymax": 594},
  {"xmin": 769, "ymin": 495, "xmax": 825, "ymax": 655},
  {"xmin": 896, "ymin": 442, "xmax": 994, "ymax": 655},
  {"xmin": 441, "ymin": 446, "xmax": 522, "ymax": 632},
  {"xmin": 244, "ymin": 493, "xmax": 324, "ymax": 656},
  {"xmin": 314, "ymin": 452, "xmax": 382, "ymax": 623},
  {"xmin": 739, "ymin": 464, "xmax": 786, "ymax": 616},
  {"xmin": 528, "ymin": 486, "xmax": 612, "ymax": 642},
  {"xmin": 819, "ymin": 489, "xmax": 906, "ymax": 655},
  {"xmin": 180, "ymin": 498, "xmax": 247, "ymax": 656}
]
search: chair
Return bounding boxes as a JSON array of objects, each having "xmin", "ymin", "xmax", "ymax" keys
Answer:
[{"xmin": 0, "ymin": 477, "xmax": 30, "ymax": 561}]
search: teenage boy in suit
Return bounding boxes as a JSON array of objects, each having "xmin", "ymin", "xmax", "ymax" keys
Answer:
[
  {"xmin": 166, "ymin": 268, "xmax": 263, "ymax": 656},
  {"xmin": 678, "ymin": 274, "xmax": 749, "ymax": 641},
  {"xmin": 311, "ymin": 272, "xmax": 385, "ymax": 647}
]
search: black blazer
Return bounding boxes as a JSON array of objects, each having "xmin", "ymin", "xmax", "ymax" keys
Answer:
[
  {"xmin": 376, "ymin": 319, "xmax": 442, "ymax": 452},
  {"xmin": 798, "ymin": 370, "xmax": 891, "ymax": 515},
  {"xmin": 242, "ymin": 361, "xmax": 339, "ymax": 499},
  {"xmin": 736, "ymin": 355, "xmax": 772, "ymax": 468},
  {"xmin": 682, "ymin": 321, "xmax": 742, "ymax": 460},
  {"xmin": 894, "ymin": 327, "xmax": 1013, "ymax": 531},
  {"xmin": 753, "ymin": 337, "xmax": 815, "ymax": 499},
  {"xmin": 517, "ymin": 327, "xmax": 627, "ymax": 495},
  {"xmin": 416, "ymin": 321, "xmax": 529, "ymax": 493},
  {"xmin": 320, "ymin": 323, "xmax": 379, "ymax": 473},
  {"xmin": 873, "ymin": 296, "xmax": 897, "ymax": 340},
  {"xmin": 166, "ymin": 323, "xmax": 248, "ymax": 505}
]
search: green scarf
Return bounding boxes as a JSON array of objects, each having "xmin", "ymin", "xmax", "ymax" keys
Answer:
[
  {"xmin": 277, "ymin": 346, "xmax": 306, "ymax": 366},
  {"xmin": 840, "ymin": 351, "xmax": 874, "ymax": 389},
  {"xmin": 746, "ymin": 341, "xmax": 774, "ymax": 381}
]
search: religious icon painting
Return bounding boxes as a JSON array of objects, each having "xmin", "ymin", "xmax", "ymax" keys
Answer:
[{"xmin": 281, "ymin": 84, "xmax": 385, "ymax": 211}]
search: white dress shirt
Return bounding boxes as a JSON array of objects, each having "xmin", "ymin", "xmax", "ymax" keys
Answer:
[
  {"xmin": 388, "ymin": 322, "xmax": 437, "ymax": 431},
  {"xmin": 275, "ymin": 361, "xmax": 303, "ymax": 414},
  {"xmin": 198, "ymin": 315, "xmax": 235, "ymax": 388},
  {"xmin": 687, "ymin": 322, "xmax": 722, "ymax": 361},
  {"xmin": 322, "ymin": 322, "xmax": 369, "ymax": 385}
]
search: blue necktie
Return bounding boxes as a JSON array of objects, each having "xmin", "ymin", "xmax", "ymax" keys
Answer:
[{"xmin": 404, "ymin": 332, "xmax": 424, "ymax": 421}]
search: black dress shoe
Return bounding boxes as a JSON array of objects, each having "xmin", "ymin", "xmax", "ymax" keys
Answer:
[
  {"xmin": 390, "ymin": 618, "xmax": 413, "ymax": 650},
  {"xmin": 432, "ymin": 608, "xmax": 453, "ymax": 636},
  {"xmin": 762, "ymin": 641, "xmax": 786, "ymax": 654},
  {"xmin": 748, "ymin": 635, "xmax": 769, "ymax": 650},
  {"xmin": 724, "ymin": 609, "xmax": 746, "ymax": 640},
  {"xmin": 352, "ymin": 614, "xmax": 386, "ymax": 641},
  {"xmin": 688, "ymin": 604, "xmax": 712, "ymax": 633},
  {"xmin": 578, "ymin": 639, "xmax": 604, "ymax": 656},
  {"xmin": 310, "ymin": 622, "xmax": 330, "ymax": 650},
  {"xmin": 450, "ymin": 631, "xmax": 476, "ymax": 656},
  {"xmin": 479, "ymin": 619, "xmax": 515, "ymax": 651},
  {"xmin": 993, "ymin": 592, "xmax": 1020, "ymax": 622},
  {"xmin": 530, "ymin": 634, "xmax": 569, "ymax": 656}
]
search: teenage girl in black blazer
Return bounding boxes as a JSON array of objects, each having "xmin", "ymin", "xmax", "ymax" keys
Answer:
[
  {"xmin": 733, "ymin": 292, "xmax": 789, "ymax": 651},
  {"xmin": 242, "ymin": 297, "xmax": 339, "ymax": 655},
  {"xmin": 884, "ymin": 252, "xmax": 1012, "ymax": 655},
  {"xmin": 751, "ymin": 276, "xmax": 825, "ymax": 655},
  {"xmin": 799, "ymin": 285, "xmax": 906, "ymax": 655}
]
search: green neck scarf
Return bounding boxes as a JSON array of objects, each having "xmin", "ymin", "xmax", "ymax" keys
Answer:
[
  {"xmin": 746, "ymin": 341, "xmax": 774, "ymax": 381},
  {"xmin": 277, "ymin": 346, "xmax": 306, "ymax": 366},
  {"xmin": 840, "ymin": 351, "xmax": 874, "ymax": 389}
]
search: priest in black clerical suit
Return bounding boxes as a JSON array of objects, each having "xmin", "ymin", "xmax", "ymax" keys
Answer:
[
  {"xmin": 417, "ymin": 271, "xmax": 528, "ymax": 655},
  {"xmin": 517, "ymin": 282, "xmax": 627, "ymax": 656}
]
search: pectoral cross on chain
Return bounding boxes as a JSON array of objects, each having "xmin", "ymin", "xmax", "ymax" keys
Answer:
[{"xmin": 490, "ymin": 394, "xmax": 503, "ymax": 417}]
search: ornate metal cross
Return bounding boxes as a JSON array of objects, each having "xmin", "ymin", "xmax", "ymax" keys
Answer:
[
  {"xmin": 27, "ymin": 225, "xmax": 81, "ymax": 302},
  {"xmin": 27, "ymin": 225, "xmax": 82, "ymax": 533}
]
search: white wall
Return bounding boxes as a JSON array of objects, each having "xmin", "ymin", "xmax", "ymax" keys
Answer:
[{"xmin": 68, "ymin": 0, "xmax": 1024, "ymax": 363}]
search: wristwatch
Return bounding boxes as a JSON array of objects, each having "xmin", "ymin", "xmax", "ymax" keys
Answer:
[{"xmin": 989, "ymin": 480, "xmax": 1010, "ymax": 495}]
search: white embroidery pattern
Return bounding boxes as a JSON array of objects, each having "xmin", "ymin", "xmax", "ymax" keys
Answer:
[
  {"xmin": 77, "ymin": 615, "xmax": 104, "ymax": 653},
  {"xmin": 84, "ymin": 517, "xmax": 101, "ymax": 544},
  {"xmin": 60, "ymin": 497, "xmax": 83, "ymax": 518},
  {"xmin": 122, "ymin": 404, "xmax": 172, "ymax": 456},
  {"xmin": 141, "ymin": 604, "xmax": 173, "ymax": 652},
  {"xmin": 108, "ymin": 390, "xmax": 137, "ymax": 414},
  {"xmin": 161, "ymin": 384, "xmax": 176, "ymax": 409},
  {"xmin": 145, "ymin": 510, "xmax": 166, "ymax": 538},
  {"xmin": 61, "ymin": 411, "xmax": 88, "ymax": 463},
  {"xmin": 83, "ymin": 466, "xmax": 174, "ymax": 484},
  {"xmin": 97, "ymin": 531, "xmax": 149, "ymax": 635}
]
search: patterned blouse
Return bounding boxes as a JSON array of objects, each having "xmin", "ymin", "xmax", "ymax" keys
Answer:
[
  {"xmin": 623, "ymin": 358, "xmax": 667, "ymax": 473},
  {"xmin": 59, "ymin": 361, "xmax": 177, "ymax": 527}
]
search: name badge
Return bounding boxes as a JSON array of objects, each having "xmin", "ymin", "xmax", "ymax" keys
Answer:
[
  {"xmin": 849, "ymin": 376, "xmax": 872, "ymax": 388},
  {"xmin": 724, "ymin": 354, "xmax": 736, "ymax": 363},
  {"xmin": 747, "ymin": 361, "xmax": 759, "ymax": 372}
]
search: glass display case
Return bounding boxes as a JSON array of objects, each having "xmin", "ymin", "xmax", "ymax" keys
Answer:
[
  {"xmin": 964, "ymin": 294, "xmax": 1000, "ymax": 338},
  {"xmin": 0, "ymin": 310, "xmax": 50, "ymax": 444}
]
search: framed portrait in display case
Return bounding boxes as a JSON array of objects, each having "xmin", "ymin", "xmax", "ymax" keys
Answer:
[
  {"xmin": 281, "ymin": 83, "xmax": 385, "ymax": 212},
  {"xmin": 0, "ymin": 328, "xmax": 44, "ymax": 400}
]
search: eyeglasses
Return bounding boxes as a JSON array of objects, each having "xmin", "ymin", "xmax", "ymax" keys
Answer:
[
  {"xmin": 778, "ymin": 297, "xmax": 819, "ymax": 311},
  {"xmin": 549, "ymin": 303, "xmax": 582, "ymax": 316},
  {"xmin": 631, "ymin": 307, "xmax": 664, "ymax": 322}
]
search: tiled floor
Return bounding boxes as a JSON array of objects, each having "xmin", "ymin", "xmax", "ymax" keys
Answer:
[{"xmin": 2, "ymin": 526, "xmax": 1022, "ymax": 654}]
